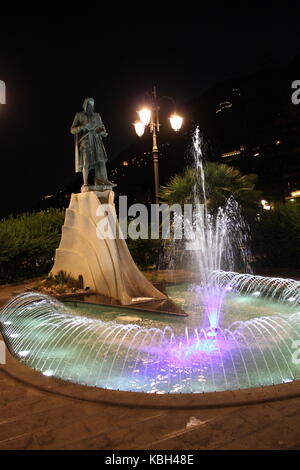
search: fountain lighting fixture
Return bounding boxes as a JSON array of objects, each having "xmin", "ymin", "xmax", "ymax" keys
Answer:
[
  {"xmin": 19, "ymin": 351, "xmax": 30, "ymax": 357},
  {"xmin": 172, "ymin": 335, "xmax": 220, "ymax": 362},
  {"xmin": 43, "ymin": 370, "xmax": 54, "ymax": 377},
  {"xmin": 207, "ymin": 327, "xmax": 219, "ymax": 339}
]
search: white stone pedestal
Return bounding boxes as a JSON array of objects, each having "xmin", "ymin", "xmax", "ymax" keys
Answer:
[{"xmin": 50, "ymin": 191, "xmax": 166, "ymax": 305}]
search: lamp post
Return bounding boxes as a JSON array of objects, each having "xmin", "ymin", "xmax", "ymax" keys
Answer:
[{"xmin": 133, "ymin": 86, "xmax": 183, "ymax": 205}]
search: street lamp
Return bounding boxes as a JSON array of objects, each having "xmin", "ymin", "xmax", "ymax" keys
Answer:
[
  {"xmin": 133, "ymin": 120, "xmax": 145, "ymax": 137},
  {"xmin": 138, "ymin": 108, "xmax": 151, "ymax": 126},
  {"xmin": 169, "ymin": 114, "xmax": 183, "ymax": 132},
  {"xmin": 133, "ymin": 86, "xmax": 183, "ymax": 205}
]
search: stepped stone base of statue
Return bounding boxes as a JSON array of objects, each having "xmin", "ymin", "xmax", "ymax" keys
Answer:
[
  {"xmin": 81, "ymin": 183, "xmax": 117, "ymax": 193},
  {"xmin": 50, "ymin": 190, "xmax": 166, "ymax": 305}
]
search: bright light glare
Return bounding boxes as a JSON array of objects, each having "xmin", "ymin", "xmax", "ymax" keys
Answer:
[
  {"xmin": 169, "ymin": 113, "xmax": 183, "ymax": 132},
  {"xmin": 19, "ymin": 351, "xmax": 30, "ymax": 357},
  {"xmin": 252, "ymin": 291, "xmax": 261, "ymax": 297},
  {"xmin": 288, "ymin": 297, "xmax": 296, "ymax": 302},
  {"xmin": 261, "ymin": 200, "xmax": 271, "ymax": 210},
  {"xmin": 138, "ymin": 108, "xmax": 151, "ymax": 126},
  {"xmin": 43, "ymin": 370, "xmax": 54, "ymax": 377},
  {"xmin": 133, "ymin": 120, "xmax": 145, "ymax": 137}
]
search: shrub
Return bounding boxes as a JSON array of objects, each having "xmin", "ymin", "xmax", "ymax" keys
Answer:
[
  {"xmin": 252, "ymin": 203, "xmax": 300, "ymax": 268},
  {"xmin": 0, "ymin": 209, "xmax": 65, "ymax": 283},
  {"xmin": 46, "ymin": 271, "xmax": 84, "ymax": 289},
  {"xmin": 126, "ymin": 237, "xmax": 162, "ymax": 269}
]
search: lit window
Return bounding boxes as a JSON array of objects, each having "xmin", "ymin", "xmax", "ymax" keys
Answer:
[{"xmin": 221, "ymin": 150, "xmax": 241, "ymax": 158}]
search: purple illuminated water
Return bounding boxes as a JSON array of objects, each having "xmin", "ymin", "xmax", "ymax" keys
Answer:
[{"xmin": 178, "ymin": 127, "xmax": 251, "ymax": 331}]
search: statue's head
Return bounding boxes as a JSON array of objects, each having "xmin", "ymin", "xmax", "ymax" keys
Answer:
[{"xmin": 83, "ymin": 97, "xmax": 95, "ymax": 116}]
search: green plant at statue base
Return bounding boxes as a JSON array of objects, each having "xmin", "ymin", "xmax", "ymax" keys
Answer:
[{"xmin": 33, "ymin": 271, "xmax": 85, "ymax": 295}]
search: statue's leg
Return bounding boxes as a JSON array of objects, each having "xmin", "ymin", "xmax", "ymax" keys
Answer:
[
  {"xmin": 95, "ymin": 161, "xmax": 108, "ymax": 182},
  {"xmin": 82, "ymin": 167, "xmax": 89, "ymax": 185},
  {"xmin": 82, "ymin": 158, "xmax": 89, "ymax": 185},
  {"xmin": 81, "ymin": 150, "xmax": 90, "ymax": 185}
]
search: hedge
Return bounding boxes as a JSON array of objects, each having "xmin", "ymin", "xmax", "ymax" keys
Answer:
[
  {"xmin": 252, "ymin": 203, "xmax": 300, "ymax": 268},
  {"xmin": 0, "ymin": 209, "xmax": 65, "ymax": 283}
]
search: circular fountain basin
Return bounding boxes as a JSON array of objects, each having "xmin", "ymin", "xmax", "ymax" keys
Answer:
[{"xmin": 1, "ymin": 273, "xmax": 300, "ymax": 396}]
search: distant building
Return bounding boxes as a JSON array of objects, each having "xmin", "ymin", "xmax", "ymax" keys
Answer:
[{"xmin": 36, "ymin": 56, "xmax": 300, "ymax": 212}]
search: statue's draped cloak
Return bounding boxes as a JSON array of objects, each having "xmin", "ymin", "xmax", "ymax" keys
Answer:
[{"xmin": 71, "ymin": 101, "xmax": 108, "ymax": 173}]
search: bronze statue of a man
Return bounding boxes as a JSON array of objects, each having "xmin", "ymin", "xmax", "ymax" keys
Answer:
[{"xmin": 71, "ymin": 97, "xmax": 112, "ymax": 187}]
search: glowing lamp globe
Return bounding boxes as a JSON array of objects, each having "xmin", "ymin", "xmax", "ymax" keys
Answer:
[
  {"xmin": 133, "ymin": 120, "xmax": 145, "ymax": 137},
  {"xmin": 138, "ymin": 108, "xmax": 151, "ymax": 126},
  {"xmin": 169, "ymin": 113, "xmax": 183, "ymax": 132}
]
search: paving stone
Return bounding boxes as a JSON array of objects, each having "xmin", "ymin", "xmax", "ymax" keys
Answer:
[
  {"xmin": 1, "ymin": 352, "xmax": 300, "ymax": 449},
  {"xmin": 268, "ymin": 398, "xmax": 300, "ymax": 417},
  {"xmin": 0, "ymin": 434, "xmax": 40, "ymax": 450},
  {"xmin": 236, "ymin": 403, "xmax": 284, "ymax": 428},
  {"xmin": 237, "ymin": 422, "xmax": 297, "ymax": 450},
  {"xmin": 218, "ymin": 434, "xmax": 273, "ymax": 450},
  {"xmin": 0, "ymin": 402, "xmax": 100, "ymax": 442}
]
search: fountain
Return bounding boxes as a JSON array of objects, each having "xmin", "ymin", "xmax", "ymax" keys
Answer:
[
  {"xmin": 182, "ymin": 127, "xmax": 251, "ymax": 333},
  {"xmin": 1, "ymin": 128, "xmax": 300, "ymax": 395}
]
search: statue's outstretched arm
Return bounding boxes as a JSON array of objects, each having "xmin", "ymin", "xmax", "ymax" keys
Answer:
[{"xmin": 70, "ymin": 113, "xmax": 85, "ymax": 135}]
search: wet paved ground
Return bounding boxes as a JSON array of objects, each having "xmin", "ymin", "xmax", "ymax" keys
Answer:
[{"xmin": 1, "ymin": 366, "xmax": 300, "ymax": 449}]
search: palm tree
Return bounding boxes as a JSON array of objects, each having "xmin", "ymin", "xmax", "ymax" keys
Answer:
[{"xmin": 160, "ymin": 162, "xmax": 262, "ymax": 218}]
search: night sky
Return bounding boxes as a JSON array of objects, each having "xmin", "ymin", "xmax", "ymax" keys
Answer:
[{"xmin": 0, "ymin": 8, "xmax": 299, "ymax": 217}]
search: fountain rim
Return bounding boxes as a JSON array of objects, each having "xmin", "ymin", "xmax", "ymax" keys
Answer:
[
  {"xmin": 2, "ymin": 273, "xmax": 300, "ymax": 404},
  {"xmin": 2, "ymin": 346, "xmax": 300, "ymax": 410}
]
